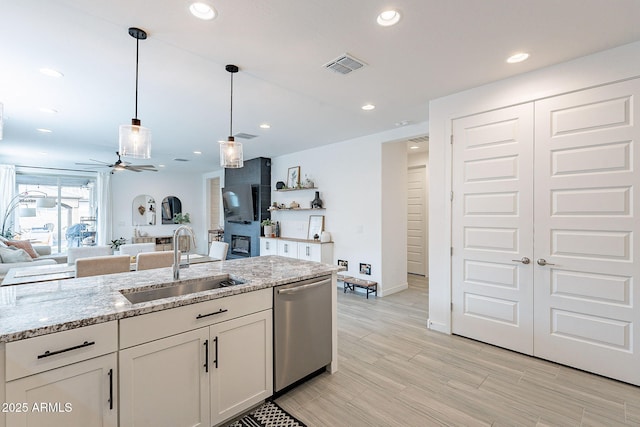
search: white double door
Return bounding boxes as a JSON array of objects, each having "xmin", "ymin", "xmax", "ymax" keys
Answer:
[{"xmin": 451, "ymin": 79, "xmax": 640, "ymax": 385}]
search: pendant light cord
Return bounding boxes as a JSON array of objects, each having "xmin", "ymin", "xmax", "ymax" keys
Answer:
[
  {"xmin": 229, "ymin": 71, "xmax": 234, "ymax": 137},
  {"xmin": 134, "ymin": 37, "xmax": 140, "ymax": 120}
]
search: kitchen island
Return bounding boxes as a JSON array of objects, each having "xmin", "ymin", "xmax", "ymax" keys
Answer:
[{"xmin": 0, "ymin": 256, "xmax": 342, "ymax": 427}]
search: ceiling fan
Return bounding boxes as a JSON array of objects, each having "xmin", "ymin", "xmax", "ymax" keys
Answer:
[{"xmin": 76, "ymin": 152, "xmax": 158, "ymax": 174}]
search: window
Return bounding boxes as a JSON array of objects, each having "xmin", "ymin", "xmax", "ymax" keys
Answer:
[{"xmin": 15, "ymin": 173, "xmax": 97, "ymax": 254}]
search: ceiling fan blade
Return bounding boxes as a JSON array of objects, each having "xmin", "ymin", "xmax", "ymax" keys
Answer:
[
  {"xmin": 88, "ymin": 159, "xmax": 112, "ymax": 165},
  {"xmin": 75, "ymin": 162, "xmax": 108, "ymax": 166},
  {"xmin": 132, "ymin": 164, "xmax": 156, "ymax": 168}
]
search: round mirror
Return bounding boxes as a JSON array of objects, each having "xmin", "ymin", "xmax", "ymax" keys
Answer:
[
  {"xmin": 132, "ymin": 195, "xmax": 156, "ymax": 226},
  {"xmin": 161, "ymin": 196, "xmax": 182, "ymax": 224}
]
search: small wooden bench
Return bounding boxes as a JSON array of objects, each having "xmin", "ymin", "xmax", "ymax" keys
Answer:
[{"xmin": 338, "ymin": 274, "xmax": 377, "ymax": 299}]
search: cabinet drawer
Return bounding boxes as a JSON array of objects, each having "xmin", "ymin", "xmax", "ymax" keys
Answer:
[
  {"xmin": 119, "ymin": 288, "xmax": 272, "ymax": 349},
  {"xmin": 5, "ymin": 321, "xmax": 118, "ymax": 381}
]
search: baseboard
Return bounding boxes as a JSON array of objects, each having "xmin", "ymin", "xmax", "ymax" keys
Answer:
[
  {"xmin": 427, "ymin": 319, "xmax": 450, "ymax": 334},
  {"xmin": 379, "ymin": 281, "xmax": 408, "ymax": 297}
]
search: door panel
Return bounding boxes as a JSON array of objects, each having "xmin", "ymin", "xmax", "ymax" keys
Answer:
[
  {"xmin": 451, "ymin": 103, "xmax": 534, "ymax": 354},
  {"xmin": 534, "ymin": 78, "xmax": 640, "ymax": 385},
  {"xmin": 407, "ymin": 166, "xmax": 427, "ymax": 275}
]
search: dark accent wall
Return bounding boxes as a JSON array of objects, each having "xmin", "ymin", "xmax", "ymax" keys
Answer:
[{"xmin": 224, "ymin": 157, "xmax": 271, "ymax": 258}]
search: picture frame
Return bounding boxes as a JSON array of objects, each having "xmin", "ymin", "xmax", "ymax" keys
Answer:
[
  {"xmin": 287, "ymin": 166, "xmax": 300, "ymax": 189},
  {"xmin": 307, "ymin": 215, "xmax": 325, "ymax": 240},
  {"xmin": 338, "ymin": 259, "xmax": 349, "ymax": 270},
  {"xmin": 359, "ymin": 263, "xmax": 371, "ymax": 275}
]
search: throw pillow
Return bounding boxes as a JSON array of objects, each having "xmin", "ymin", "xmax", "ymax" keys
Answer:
[
  {"xmin": 6, "ymin": 240, "xmax": 39, "ymax": 258},
  {"xmin": 0, "ymin": 246, "xmax": 33, "ymax": 263}
]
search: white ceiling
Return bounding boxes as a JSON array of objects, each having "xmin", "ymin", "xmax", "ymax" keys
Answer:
[{"xmin": 1, "ymin": 0, "xmax": 640, "ymax": 173}]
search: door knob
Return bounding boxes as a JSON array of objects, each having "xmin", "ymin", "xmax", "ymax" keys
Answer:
[
  {"xmin": 537, "ymin": 258, "xmax": 555, "ymax": 266},
  {"xmin": 511, "ymin": 257, "xmax": 530, "ymax": 264}
]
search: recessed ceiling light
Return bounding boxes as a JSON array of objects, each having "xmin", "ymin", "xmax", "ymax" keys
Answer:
[
  {"xmin": 410, "ymin": 145, "xmax": 419, "ymax": 150},
  {"xmin": 361, "ymin": 104, "xmax": 376, "ymax": 111},
  {"xmin": 39, "ymin": 68, "xmax": 64, "ymax": 78},
  {"xmin": 189, "ymin": 2, "xmax": 216, "ymax": 20},
  {"xmin": 39, "ymin": 152, "xmax": 48, "ymax": 156},
  {"xmin": 507, "ymin": 52, "xmax": 529, "ymax": 64},
  {"xmin": 36, "ymin": 128, "xmax": 52, "ymax": 133},
  {"xmin": 377, "ymin": 10, "xmax": 401, "ymax": 26},
  {"xmin": 39, "ymin": 107, "xmax": 58, "ymax": 114},
  {"xmin": 193, "ymin": 151, "xmax": 202, "ymax": 155},
  {"xmin": 259, "ymin": 123, "xmax": 271, "ymax": 129},
  {"xmin": 158, "ymin": 164, "xmax": 165, "ymax": 168}
]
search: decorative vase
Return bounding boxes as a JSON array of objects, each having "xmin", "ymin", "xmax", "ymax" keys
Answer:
[
  {"xmin": 264, "ymin": 225, "xmax": 273, "ymax": 237},
  {"xmin": 311, "ymin": 191, "xmax": 323, "ymax": 209}
]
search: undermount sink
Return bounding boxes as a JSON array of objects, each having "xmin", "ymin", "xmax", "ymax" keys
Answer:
[{"xmin": 121, "ymin": 276, "xmax": 246, "ymax": 305}]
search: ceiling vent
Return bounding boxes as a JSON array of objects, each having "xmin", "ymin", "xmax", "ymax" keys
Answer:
[
  {"xmin": 409, "ymin": 136, "xmax": 429, "ymax": 143},
  {"xmin": 324, "ymin": 54, "xmax": 366, "ymax": 75},
  {"xmin": 173, "ymin": 158, "xmax": 190, "ymax": 162},
  {"xmin": 234, "ymin": 132, "xmax": 258, "ymax": 139}
]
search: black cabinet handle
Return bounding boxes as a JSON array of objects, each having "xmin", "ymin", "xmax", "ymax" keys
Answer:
[
  {"xmin": 204, "ymin": 339, "xmax": 209, "ymax": 373},
  {"xmin": 108, "ymin": 368, "xmax": 113, "ymax": 410},
  {"xmin": 196, "ymin": 309, "xmax": 228, "ymax": 319},
  {"xmin": 37, "ymin": 341, "xmax": 95, "ymax": 359},
  {"xmin": 213, "ymin": 336, "xmax": 219, "ymax": 369}
]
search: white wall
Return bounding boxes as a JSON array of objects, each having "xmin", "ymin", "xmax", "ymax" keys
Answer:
[
  {"xmin": 428, "ymin": 40, "xmax": 640, "ymax": 334},
  {"xmin": 110, "ymin": 170, "xmax": 208, "ymax": 254},
  {"xmin": 271, "ymin": 121, "xmax": 428, "ymax": 295},
  {"xmin": 381, "ymin": 141, "xmax": 408, "ymax": 294}
]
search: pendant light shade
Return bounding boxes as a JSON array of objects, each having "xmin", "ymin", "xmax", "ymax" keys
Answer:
[
  {"xmin": 220, "ymin": 64, "xmax": 243, "ymax": 168},
  {"xmin": 119, "ymin": 27, "xmax": 151, "ymax": 159}
]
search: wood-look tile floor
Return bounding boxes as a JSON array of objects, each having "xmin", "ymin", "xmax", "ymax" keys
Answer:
[{"xmin": 276, "ymin": 274, "xmax": 640, "ymax": 426}]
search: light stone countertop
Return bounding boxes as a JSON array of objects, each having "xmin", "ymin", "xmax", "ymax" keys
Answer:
[{"xmin": 0, "ymin": 256, "xmax": 343, "ymax": 343}]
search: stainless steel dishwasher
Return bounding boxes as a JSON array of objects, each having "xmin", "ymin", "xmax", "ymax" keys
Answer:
[{"xmin": 274, "ymin": 274, "xmax": 332, "ymax": 393}]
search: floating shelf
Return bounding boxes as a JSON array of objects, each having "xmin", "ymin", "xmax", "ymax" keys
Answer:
[
  {"xmin": 275, "ymin": 187, "xmax": 318, "ymax": 192},
  {"xmin": 269, "ymin": 208, "xmax": 325, "ymax": 212}
]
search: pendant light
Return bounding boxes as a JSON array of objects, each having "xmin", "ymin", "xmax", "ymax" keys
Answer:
[
  {"xmin": 119, "ymin": 27, "xmax": 151, "ymax": 159},
  {"xmin": 219, "ymin": 64, "xmax": 243, "ymax": 168}
]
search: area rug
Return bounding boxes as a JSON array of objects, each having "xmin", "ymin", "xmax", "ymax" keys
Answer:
[{"xmin": 226, "ymin": 401, "xmax": 307, "ymax": 427}]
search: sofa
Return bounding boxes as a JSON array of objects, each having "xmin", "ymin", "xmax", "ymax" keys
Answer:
[{"xmin": 0, "ymin": 245, "xmax": 61, "ymax": 279}]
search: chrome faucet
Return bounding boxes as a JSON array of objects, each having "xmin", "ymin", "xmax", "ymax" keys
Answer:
[{"xmin": 173, "ymin": 225, "xmax": 196, "ymax": 280}]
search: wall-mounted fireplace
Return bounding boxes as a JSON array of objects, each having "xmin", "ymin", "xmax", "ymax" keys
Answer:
[
  {"xmin": 231, "ymin": 235, "xmax": 251, "ymax": 257},
  {"xmin": 223, "ymin": 157, "xmax": 271, "ymax": 259}
]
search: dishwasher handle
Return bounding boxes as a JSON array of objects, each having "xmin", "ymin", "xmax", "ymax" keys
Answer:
[{"xmin": 277, "ymin": 278, "xmax": 331, "ymax": 295}]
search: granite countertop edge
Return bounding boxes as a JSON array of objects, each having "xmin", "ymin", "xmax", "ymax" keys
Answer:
[{"xmin": 0, "ymin": 256, "xmax": 344, "ymax": 343}]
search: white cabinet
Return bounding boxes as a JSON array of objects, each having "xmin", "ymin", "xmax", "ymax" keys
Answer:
[
  {"xmin": 118, "ymin": 289, "xmax": 273, "ymax": 427},
  {"xmin": 210, "ymin": 310, "xmax": 273, "ymax": 426},
  {"xmin": 119, "ymin": 328, "xmax": 210, "ymax": 427},
  {"xmin": 5, "ymin": 354, "xmax": 117, "ymax": 427},
  {"xmin": 4, "ymin": 322, "xmax": 118, "ymax": 427},
  {"xmin": 261, "ymin": 238, "xmax": 333, "ymax": 263},
  {"xmin": 298, "ymin": 243, "xmax": 322, "ymax": 262},
  {"xmin": 6, "ymin": 353, "xmax": 118, "ymax": 427},
  {"xmin": 277, "ymin": 240, "xmax": 298, "ymax": 259},
  {"xmin": 260, "ymin": 238, "xmax": 277, "ymax": 256}
]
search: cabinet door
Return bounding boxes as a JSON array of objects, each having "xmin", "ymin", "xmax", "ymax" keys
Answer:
[
  {"xmin": 210, "ymin": 310, "xmax": 273, "ymax": 426},
  {"xmin": 277, "ymin": 240, "xmax": 298, "ymax": 259},
  {"xmin": 6, "ymin": 353, "xmax": 117, "ymax": 427},
  {"xmin": 260, "ymin": 238, "xmax": 277, "ymax": 256},
  {"xmin": 297, "ymin": 242, "xmax": 320, "ymax": 261},
  {"xmin": 119, "ymin": 328, "xmax": 210, "ymax": 427}
]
